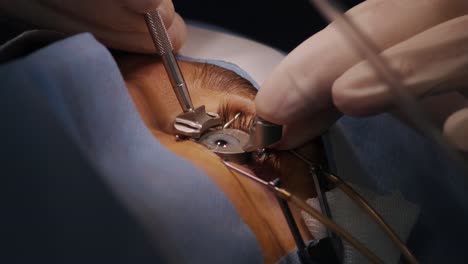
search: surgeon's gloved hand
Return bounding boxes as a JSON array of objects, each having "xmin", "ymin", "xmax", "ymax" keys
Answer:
[
  {"xmin": 256, "ymin": 0, "xmax": 468, "ymax": 151},
  {"xmin": 0, "ymin": 0, "xmax": 186, "ymax": 53}
]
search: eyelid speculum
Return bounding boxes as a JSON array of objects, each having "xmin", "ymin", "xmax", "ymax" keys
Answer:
[
  {"xmin": 243, "ymin": 116, "xmax": 283, "ymax": 152},
  {"xmin": 173, "ymin": 105, "xmax": 222, "ymax": 138},
  {"xmin": 187, "ymin": 106, "xmax": 282, "ymax": 164},
  {"xmin": 196, "ymin": 117, "xmax": 282, "ymax": 165}
]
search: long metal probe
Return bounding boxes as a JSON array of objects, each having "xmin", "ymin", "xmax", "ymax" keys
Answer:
[
  {"xmin": 289, "ymin": 151, "xmax": 343, "ymax": 261},
  {"xmin": 277, "ymin": 196, "xmax": 315, "ymax": 264},
  {"xmin": 271, "ymin": 178, "xmax": 315, "ymax": 264},
  {"xmin": 290, "ymin": 150, "xmax": 418, "ymax": 264},
  {"xmin": 223, "ymin": 160, "xmax": 382, "ymax": 263},
  {"xmin": 144, "ymin": 10, "xmax": 194, "ymax": 112}
]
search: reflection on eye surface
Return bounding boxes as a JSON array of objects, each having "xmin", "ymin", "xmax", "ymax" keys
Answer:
[
  {"xmin": 198, "ymin": 128, "xmax": 251, "ymax": 164},
  {"xmin": 216, "ymin": 139, "xmax": 228, "ymax": 147},
  {"xmin": 199, "ymin": 129, "xmax": 241, "ymax": 150}
]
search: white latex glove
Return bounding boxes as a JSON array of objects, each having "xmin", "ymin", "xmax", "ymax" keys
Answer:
[
  {"xmin": 256, "ymin": 0, "xmax": 468, "ymax": 152},
  {"xmin": 0, "ymin": 0, "xmax": 186, "ymax": 53}
]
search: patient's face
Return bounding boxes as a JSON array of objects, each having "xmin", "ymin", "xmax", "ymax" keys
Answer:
[{"xmin": 116, "ymin": 54, "xmax": 323, "ymax": 263}]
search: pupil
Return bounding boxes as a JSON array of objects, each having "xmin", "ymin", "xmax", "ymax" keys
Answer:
[{"xmin": 215, "ymin": 139, "xmax": 228, "ymax": 148}]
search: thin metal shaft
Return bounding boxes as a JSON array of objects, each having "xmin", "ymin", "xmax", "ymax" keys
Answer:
[
  {"xmin": 290, "ymin": 195, "xmax": 382, "ymax": 263},
  {"xmin": 290, "ymin": 150, "xmax": 418, "ymax": 264},
  {"xmin": 290, "ymin": 151, "xmax": 343, "ymax": 259},
  {"xmin": 222, "ymin": 160, "xmax": 382, "ymax": 263},
  {"xmin": 144, "ymin": 10, "xmax": 194, "ymax": 112},
  {"xmin": 272, "ymin": 179, "xmax": 314, "ymax": 264},
  {"xmin": 289, "ymin": 151, "xmax": 334, "ymax": 224}
]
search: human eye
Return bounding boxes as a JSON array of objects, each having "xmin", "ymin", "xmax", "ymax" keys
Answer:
[
  {"xmin": 199, "ymin": 100, "xmax": 281, "ymax": 180},
  {"xmin": 195, "ymin": 100, "xmax": 255, "ymax": 164}
]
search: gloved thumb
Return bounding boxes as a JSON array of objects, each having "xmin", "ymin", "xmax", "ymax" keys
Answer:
[
  {"xmin": 122, "ymin": 0, "xmax": 163, "ymax": 13},
  {"xmin": 255, "ymin": 28, "xmax": 355, "ymax": 149},
  {"xmin": 444, "ymin": 107, "xmax": 468, "ymax": 153}
]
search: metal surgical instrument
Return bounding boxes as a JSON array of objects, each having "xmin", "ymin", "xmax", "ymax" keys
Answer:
[
  {"xmin": 243, "ymin": 117, "xmax": 283, "ymax": 152},
  {"xmin": 290, "ymin": 150, "xmax": 418, "ymax": 263},
  {"xmin": 144, "ymin": 10, "xmax": 222, "ymax": 138},
  {"xmin": 222, "ymin": 160, "xmax": 383, "ymax": 263}
]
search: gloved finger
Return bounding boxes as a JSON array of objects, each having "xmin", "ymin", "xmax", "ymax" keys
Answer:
[
  {"xmin": 444, "ymin": 107, "xmax": 468, "ymax": 152},
  {"xmin": 93, "ymin": 0, "xmax": 185, "ymax": 52},
  {"xmin": 256, "ymin": 0, "xmax": 468, "ymax": 148},
  {"xmin": 94, "ymin": 11, "xmax": 186, "ymax": 53},
  {"xmin": 100, "ymin": 0, "xmax": 182, "ymax": 51},
  {"xmin": 127, "ymin": 12, "xmax": 186, "ymax": 53},
  {"xmin": 81, "ymin": 0, "xmax": 184, "ymax": 52},
  {"xmin": 132, "ymin": 0, "xmax": 177, "ymax": 31},
  {"xmin": 1, "ymin": 0, "xmax": 185, "ymax": 52},
  {"xmin": 276, "ymin": 109, "xmax": 341, "ymax": 150},
  {"xmin": 381, "ymin": 92, "xmax": 467, "ymax": 142},
  {"xmin": 332, "ymin": 15, "xmax": 468, "ymax": 116},
  {"xmin": 121, "ymin": 0, "xmax": 163, "ymax": 13},
  {"xmin": 24, "ymin": 0, "xmax": 176, "ymax": 34},
  {"xmin": 412, "ymin": 92, "xmax": 468, "ymax": 129},
  {"xmin": 103, "ymin": 0, "xmax": 185, "ymax": 52}
]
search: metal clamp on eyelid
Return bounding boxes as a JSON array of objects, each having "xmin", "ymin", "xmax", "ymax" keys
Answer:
[
  {"xmin": 174, "ymin": 106, "xmax": 222, "ymax": 138},
  {"xmin": 243, "ymin": 117, "xmax": 283, "ymax": 152}
]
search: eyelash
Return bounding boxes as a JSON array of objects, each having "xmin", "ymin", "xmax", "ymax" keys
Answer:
[{"xmin": 217, "ymin": 100, "xmax": 254, "ymax": 132}]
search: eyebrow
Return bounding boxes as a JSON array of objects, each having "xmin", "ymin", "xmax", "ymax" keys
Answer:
[{"xmin": 191, "ymin": 62, "xmax": 258, "ymax": 99}]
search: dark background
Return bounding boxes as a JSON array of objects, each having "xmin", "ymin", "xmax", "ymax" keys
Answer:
[{"xmin": 177, "ymin": 0, "xmax": 363, "ymax": 52}]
